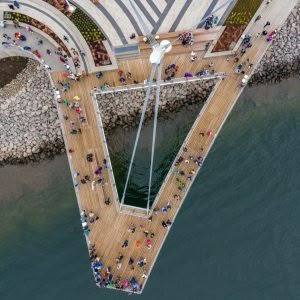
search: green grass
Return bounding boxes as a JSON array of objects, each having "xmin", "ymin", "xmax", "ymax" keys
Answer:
[
  {"xmin": 69, "ymin": 9, "xmax": 106, "ymax": 42},
  {"xmin": 225, "ymin": 0, "xmax": 263, "ymax": 26},
  {"xmin": 4, "ymin": 11, "xmax": 32, "ymax": 23}
]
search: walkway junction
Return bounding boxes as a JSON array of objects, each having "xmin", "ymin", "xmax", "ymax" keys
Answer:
[{"xmin": 0, "ymin": 0, "xmax": 298, "ymax": 294}]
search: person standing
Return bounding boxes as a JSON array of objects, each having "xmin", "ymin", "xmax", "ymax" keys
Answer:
[
  {"xmin": 13, "ymin": 19, "xmax": 20, "ymax": 28},
  {"xmin": 26, "ymin": 25, "xmax": 34, "ymax": 33},
  {"xmin": 13, "ymin": 1, "xmax": 20, "ymax": 9},
  {"xmin": 0, "ymin": 20, "xmax": 6, "ymax": 28},
  {"xmin": 254, "ymin": 15, "xmax": 261, "ymax": 22}
]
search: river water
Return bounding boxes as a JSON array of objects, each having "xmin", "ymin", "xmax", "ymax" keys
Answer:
[{"xmin": 0, "ymin": 78, "xmax": 299, "ymax": 300}]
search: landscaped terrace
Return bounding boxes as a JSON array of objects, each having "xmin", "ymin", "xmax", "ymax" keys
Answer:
[
  {"xmin": 43, "ymin": 0, "xmax": 111, "ymax": 66},
  {"xmin": 212, "ymin": 0, "xmax": 263, "ymax": 52},
  {"xmin": 4, "ymin": 11, "xmax": 71, "ymax": 56}
]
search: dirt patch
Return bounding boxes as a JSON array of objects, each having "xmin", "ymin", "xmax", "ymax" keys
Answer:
[
  {"xmin": 0, "ymin": 56, "xmax": 28, "ymax": 88},
  {"xmin": 212, "ymin": 25, "xmax": 247, "ymax": 52}
]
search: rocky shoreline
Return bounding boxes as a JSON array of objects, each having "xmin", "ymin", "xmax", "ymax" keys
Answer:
[
  {"xmin": 0, "ymin": 60, "xmax": 65, "ymax": 166},
  {"xmin": 97, "ymin": 80, "xmax": 216, "ymax": 131},
  {"xmin": 0, "ymin": 5, "xmax": 299, "ymax": 165},
  {"xmin": 249, "ymin": 5, "xmax": 300, "ymax": 85}
]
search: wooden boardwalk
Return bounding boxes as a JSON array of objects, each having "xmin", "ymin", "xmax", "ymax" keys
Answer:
[
  {"xmin": 138, "ymin": 27, "xmax": 222, "ymax": 58},
  {"xmin": 51, "ymin": 0, "xmax": 297, "ymax": 293}
]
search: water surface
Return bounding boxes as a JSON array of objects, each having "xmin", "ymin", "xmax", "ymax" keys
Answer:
[{"xmin": 0, "ymin": 78, "xmax": 299, "ymax": 300}]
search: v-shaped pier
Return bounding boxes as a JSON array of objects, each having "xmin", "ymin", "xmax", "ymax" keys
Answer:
[{"xmin": 51, "ymin": 0, "xmax": 297, "ymax": 293}]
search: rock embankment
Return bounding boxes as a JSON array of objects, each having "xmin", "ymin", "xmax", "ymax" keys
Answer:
[
  {"xmin": 0, "ymin": 58, "xmax": 35, "ymax": 98},
  {"xmin": 97, "ymin": 80, "xmax": 216, "ymax": 131},
  {"xmin": 0, "ymin": 60, "xmax": 64, "ymax": 165},
  {"xmin": 249, "ymin": 5, "xmax": 300, "ymax": 85}
]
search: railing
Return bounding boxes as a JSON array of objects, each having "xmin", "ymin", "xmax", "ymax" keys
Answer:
[
  {"xmin": 93, "ymin": 72, "xmax": 226, "ymax": 217},
  {"xmin": 119, "ymin": 204, "xmax": 149, "ymax": 218},
  {"xmin": 149, "ymin": 77, "xmax": 223, "ymax": 213},
  {"xmin": 94, "ymin": 73, "xmax": 227, "ymax": 95},
  {"xmin": 91, "ymin": 93, "xmax": 120, "ymax": 211},
  {"xmin": 46, "ymin": 70, "xmax": 91, "ymax": 247}
]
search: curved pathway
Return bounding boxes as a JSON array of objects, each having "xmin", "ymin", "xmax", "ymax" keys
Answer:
[
  {"xmin": 1, "ymin": 0, "xmax": 118, "ymax": 72},
  {"xmin": 0, "ymin": 23, "xmax": 73, "ymax": 71},
  {"xmin": 1, "ymin": 0, "xmax": 90, "ymax": 72}
]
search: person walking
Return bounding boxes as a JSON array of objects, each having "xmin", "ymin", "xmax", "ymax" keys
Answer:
[
  {"xmin": 0, "ymin": 21, "xmax": 6, "ymax": 28},
  {"xmin": 13, "ymin": 1, "xmax": 20, "ymax": 8},
  {"xmin": 264, "ymin": 21, "xmax": 271, "ymax": 28},
  {"xmin": 254, "ymin": 15, "xmax": 261, "ymax": 22},
  {"xmin": 190, "ymin": 51, "xmax": 197, "ymax": 62},
  {"xmin": 26, "ymin": 25, "xmax": 33, "ymax": 33},
  {"xmin": 8, "ymin": 4, "xmax": 15, "ymax": 10},
  {"xmin": 13, "ymin": 19, "xmax": 20, "ymax": 28}
]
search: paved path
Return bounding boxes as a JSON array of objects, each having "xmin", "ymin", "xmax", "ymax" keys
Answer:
[
  {"xmin": 79, "ymin": 0, "xmax": 233, "ymax": 46},
  {"xmin": 0, "ymin": 1, "xmax": 90, "ymax": 72},
  {"xmin": 50, "ymin": 0, "xmax": 298, "ymax": 294},
  {"xmin": 0, "ymin": 24, "xmax": 71, "ymax": 71},
  {"xmin": 1, "ymin": 1, "xmax": 118, "ymax": 72}
]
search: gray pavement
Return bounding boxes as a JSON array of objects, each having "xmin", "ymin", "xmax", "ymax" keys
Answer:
[{"xmin": 0, "ymin": 24, "xmax": 75, "ymax": 72}]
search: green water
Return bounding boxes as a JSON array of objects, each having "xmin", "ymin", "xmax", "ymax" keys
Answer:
[
  {"xmin": 0, "ymin": 78, "xmax": 299, "ymax": 299},
  {"xmin": 106, "ymin": 104, "xmax": 202, "ymax": 207}
]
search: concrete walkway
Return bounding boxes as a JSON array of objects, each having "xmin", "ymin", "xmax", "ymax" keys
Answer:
[
  {"xmin": 0, "ymin": 24, "xmax": 74, "ymax": 72},
  {"xmin": 1, "ymin": 0, "xmax": 118, "ymax": 72},
  {"xmin": 77, "ymin": 0, "xmax": 233, "ymax": 46}
]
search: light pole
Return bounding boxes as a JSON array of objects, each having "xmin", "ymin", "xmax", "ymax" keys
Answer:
[{"xmin": 65, "ymin": 0, "xmax": 76, "ymax": 13}]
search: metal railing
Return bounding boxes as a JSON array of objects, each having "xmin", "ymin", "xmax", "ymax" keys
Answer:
[
  {"xmin": 94, "ymin": 73, "xmax": 227, "ymax": 95},
  {"xmin": 91, "ymin": 93, "xmax": 121, "ymax": 211},
  {"xmin": 119, "ymin": 204, "xmax": 148, "ymax": 218},
  {"xmin": 149, "ymin": 77, "xmax": 223, "ymax": 213},
  {"xmin": 93, "ymin": 73, "xmax": 226, "ymax": 217}
]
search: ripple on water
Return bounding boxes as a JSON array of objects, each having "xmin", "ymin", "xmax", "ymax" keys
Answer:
[{"xmin": 0, "ymin": 78, "xmax": 299, "ymax": 299}]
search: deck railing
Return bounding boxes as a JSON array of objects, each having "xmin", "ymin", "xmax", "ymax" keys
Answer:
[
  {"xmin": 119, "ymin": 204, "xmax": 148, "ymax": 218},
  {"xmin": 149, "ymin": 77, "xmax": 223, "ymax": 213},
  {"xmin": 91, "ymin": 93, "xmax": 121, "ymax": 211},
  {"xmin": 94, "ymin": 73, "xmax": 226, "ymax": 95},
  {"xmin": 93, "ymin": 73, "xmax": 226, "ymax": 216}
]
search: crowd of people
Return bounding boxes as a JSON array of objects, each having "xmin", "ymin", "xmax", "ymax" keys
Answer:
[
  {"xmin": 61, "ymin": 7, "xmax": 280, "ymax": 295},
  {"xmin": 164, "ymin": 63, "xmax": 179, "ymax": 81},
  {"xmin": 233, "ymin": 14, "xmax": 277, "ymax": 87},
  {"xmin": 0, "ymin": 0, "xmax": 280, "ymax": 293},
  {"xmin": 1, "ymin": 28, "xmax": 79, "ymax": 76},
  {"xmin": 204, "ymin": 14, "xmax": 219, "ymax": 30},
  {"xmin": 179, "ymin": 31, "xmax": 195, "ymax": 46},
  {"xmin": 2, "ymin": 5, "xmax": 84, "ymax": 76},
  {"xmin": 67, "ymin": 0, "xmax": 281, "ymax": 294}
]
